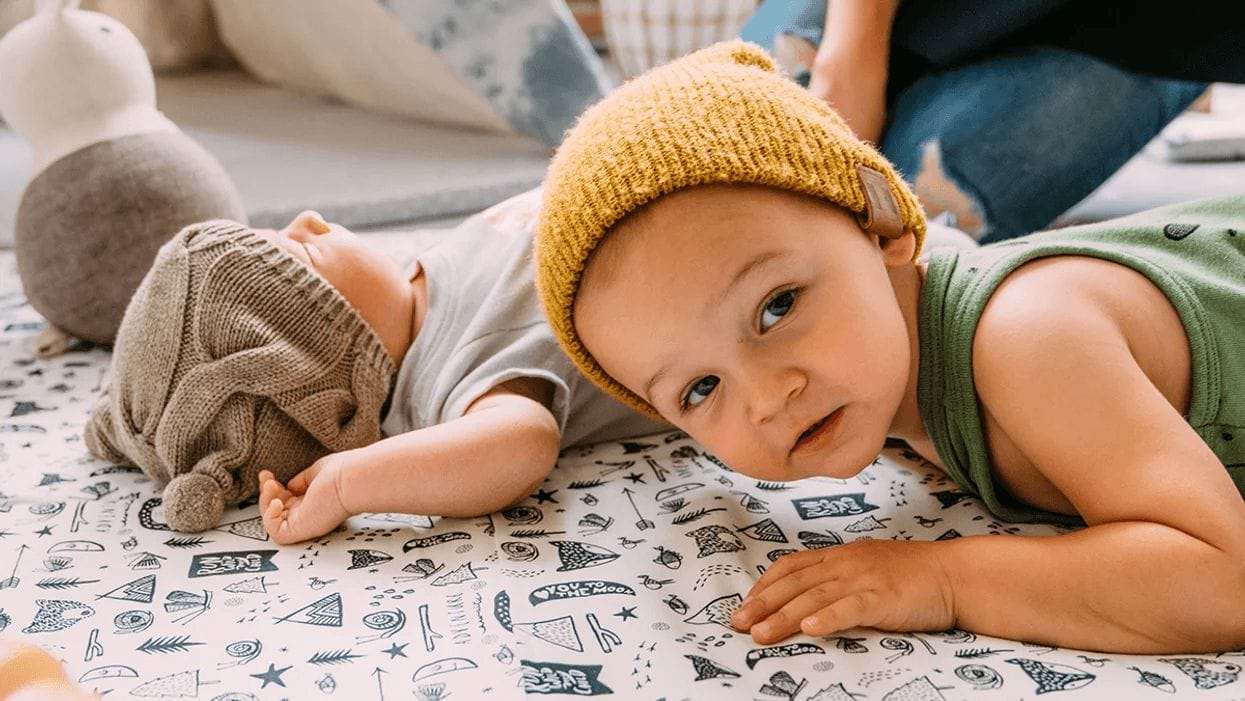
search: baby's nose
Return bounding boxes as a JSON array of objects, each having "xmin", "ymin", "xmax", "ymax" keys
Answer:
[{"xmin": 286, "ymin": 210, "xmax": 332, "ymax": 236}]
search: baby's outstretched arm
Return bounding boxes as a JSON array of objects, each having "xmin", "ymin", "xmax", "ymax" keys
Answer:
[
  {"xmin": 260, "ymin": 377, "xmax": 560, "ymax": 544},
  {"xmin": 735, "ymin": 281, "xmax": 1245, "ymax": 654}
]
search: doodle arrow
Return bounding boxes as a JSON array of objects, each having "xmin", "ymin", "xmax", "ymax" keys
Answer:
[
  {"xmin": 622, "ymin": 488, "xmax": 654, "ymax": 530},
  {"xmin": 373, "ymin": 667, "xmax": 387, "ymax": 701}
]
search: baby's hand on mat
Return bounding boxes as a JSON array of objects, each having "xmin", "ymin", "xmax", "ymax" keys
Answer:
[
  {"xmin": 730, "ymin": 540, "xmax": 955, "ymax": 644},
  {"xmin": 258, "ymin": 457, "xmax": 351, "ymax": 545}
]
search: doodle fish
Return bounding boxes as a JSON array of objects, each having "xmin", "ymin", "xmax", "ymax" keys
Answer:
[
  {"xmin": 550, "ymin": 540, "xmax": 620, "ymax": 571},
  {"xmin": 1006, "ymin": 658, "xmax": 1096, "ymax": 694},
  {"xmin": 1159, "ymin": 657, "xmax": 1242, "ymax": 690},
  {"xmin": 22, "ymin": 599, "xmax": 94, "ymax": 634}
]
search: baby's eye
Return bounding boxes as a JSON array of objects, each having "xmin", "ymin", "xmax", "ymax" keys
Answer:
[
  {"xmin": 681, "ymin": 375, "xmax": 720, "ymax": 410},
  {"xmin": 760, "ymin": 289, "xmax": 798, "ymax": 331}
]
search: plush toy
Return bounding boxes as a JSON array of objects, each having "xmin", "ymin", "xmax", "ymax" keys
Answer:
[{"xmin": 0, "ymin": 0, "xmax": 245, "ymax": 354}]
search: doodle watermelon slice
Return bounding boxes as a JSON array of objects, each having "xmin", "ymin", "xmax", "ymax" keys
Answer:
[
  {"xmin": 347, "ymin": 549, "xmax": 393, "ymax": 570},
  {"xmin": 550, "ymin": 541, "xmax": 620, "ymax": 571},
  {"xmin": 214, "ymin": 516, "xmax": 268, "ymax": 541},
  {"xmin": 513, "ymin": 615, "xmax": 583, "ymax": 652}
]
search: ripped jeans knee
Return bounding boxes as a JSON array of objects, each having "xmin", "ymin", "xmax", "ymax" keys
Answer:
[{"xmin": 911, "ymin": 140, "xmax": 988, "ymax": 240}]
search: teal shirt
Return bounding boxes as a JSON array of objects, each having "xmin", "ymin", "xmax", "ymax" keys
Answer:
[{"xmin": 919, "ymin": 194, "xmax": 1245, "ymax": 525}]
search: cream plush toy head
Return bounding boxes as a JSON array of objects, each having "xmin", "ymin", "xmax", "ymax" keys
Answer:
[{"xmin": 0, "ymin": 0, "xmax": 246, "ymax": 350}]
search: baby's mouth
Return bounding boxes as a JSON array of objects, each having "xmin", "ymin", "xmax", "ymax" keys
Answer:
[
  {"xmin": 798, "ymin": 416, "xmax": 829, "ymax": 442},
  {"xmin": 792, "ymin": 407, "xmax": 844, "ymax": 454}
]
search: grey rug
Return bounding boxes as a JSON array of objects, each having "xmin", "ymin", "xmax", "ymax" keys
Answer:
[{"xmin": 0, "ymin": 69, "xmax": 553, "ymax": 248}]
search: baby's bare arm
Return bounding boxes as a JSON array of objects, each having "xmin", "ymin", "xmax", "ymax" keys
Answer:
[
  {"xmin": 952, "ymin": 287, "xmax": 1245, "ymax": 652},
  {"xmin": 336, "ymin": 377, "xmax": 561, "ymax": 518}
]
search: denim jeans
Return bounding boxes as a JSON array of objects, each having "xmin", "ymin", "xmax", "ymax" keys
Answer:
[{"xmin": 741, "ymin": 0, "xmax": 1208, "ymax": 242}]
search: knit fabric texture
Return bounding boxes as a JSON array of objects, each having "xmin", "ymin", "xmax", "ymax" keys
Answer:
[
  {"xmin": 535, "ymin": 40, "xmax": 927, "ymax": 417},
  {"xmin": 84, "ymin": 221, "xmax": 396, "ymax": 532}
]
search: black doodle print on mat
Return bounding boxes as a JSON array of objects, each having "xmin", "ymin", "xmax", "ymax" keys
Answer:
[
  {"xmin": 685, "ymin": 653, "xmax": 741, "ymax": 680},
  {"xmin": 528, "ymin": 580, "xmax": 635, "ymax": 605},
  {"xmin": 23, "ymin": 599, "xmax": 93, "ymax": 633},
  {"xmin": 1007, "ymin": 658, "xmax": 1096, "ymax": 694},
  {"xmin": 3, "ymin": 247, "xmax": 1242, "ymax": 699},
  {"xmin": 187, "ymin": 550, "xmax": 277, "ymax": 578},
  {"xmin": 521, "ymin": 659, "xmax": 612, "ymax": 695},
  {"xmin": 792, "ymin": 493, "xmax": 880, "ymax": 519},
  {"xmin": 1159, "ymin": 657, "xmax": 1242, "ymax": 690}
]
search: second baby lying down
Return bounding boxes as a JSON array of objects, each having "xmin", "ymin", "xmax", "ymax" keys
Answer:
[{"xmin": 85, "ymin": 191, "xmax": 665, "ymax": 539}]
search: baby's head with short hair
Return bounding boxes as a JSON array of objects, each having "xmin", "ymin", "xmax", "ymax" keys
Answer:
[
  {"xmin": 536, "ymin": 41, "xmax": 928, "ymax": 482},
  {"xmin": 86, "ymin": 218, "xmax": 398, "ymax": 532}
]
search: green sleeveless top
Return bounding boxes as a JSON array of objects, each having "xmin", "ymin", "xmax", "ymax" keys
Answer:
[{"xmin": 919, "ymin": 194, "xmax": 1245, "ymax": 525}]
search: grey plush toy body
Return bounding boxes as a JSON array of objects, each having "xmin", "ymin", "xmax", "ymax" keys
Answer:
[{"xmin": 0, "ymin": 0, "xmax": 245, "ymax": 349}]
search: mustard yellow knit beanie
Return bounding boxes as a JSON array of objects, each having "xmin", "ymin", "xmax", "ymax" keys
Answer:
[{"xmin": 535, "ymin": 40, "xmax": 927, "ymax": 417}]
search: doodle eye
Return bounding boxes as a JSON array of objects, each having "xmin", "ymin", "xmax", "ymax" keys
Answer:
[
  {"xmin": 760, "ymin": 289, "xmax": 797, "ymax": 331},
  {"xmin": 681, "ymin": 375, "xmax": 719, "ymax": 410}
]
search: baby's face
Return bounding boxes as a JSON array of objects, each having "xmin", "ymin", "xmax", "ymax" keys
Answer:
[
  {"xmin": 575, "ymin": 184, "xmax": 915, "ymax": 482},
  {"xmin": 258, "ymin": 212, "xmax": 414, "ymax": 362}
]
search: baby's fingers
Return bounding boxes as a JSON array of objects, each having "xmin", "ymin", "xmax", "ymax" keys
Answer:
[
  {"xmin": 734, "ymin": 559, "xmax": 838, "ymax": 631},
  {"xmin": 261, "ymin": 497, "xmax": 298, "ymax": 545},
  {"xmin": 748, "ymin": 548, "xmax": 828, "ymax": 598},
  {"xmin": 749, "ymin": 584, "xmax": 875, "ymax": 645},
  {"xmin": 286, "ymin": 465, "xmax": 320, "ymax": 495}
]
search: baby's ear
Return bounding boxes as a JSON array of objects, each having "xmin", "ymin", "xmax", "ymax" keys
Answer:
[{"xmin": 878, "ymin": 229, "xmax": 918, "ymax": 267}]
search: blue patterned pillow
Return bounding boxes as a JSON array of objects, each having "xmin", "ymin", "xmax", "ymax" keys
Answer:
[
  {"xmin": 380, "ymin": 0, "xmax": 613, "ymax": 145},
  {"xmin": 211, "ymin": 0, "xmax": 614, "ymax": 147}
]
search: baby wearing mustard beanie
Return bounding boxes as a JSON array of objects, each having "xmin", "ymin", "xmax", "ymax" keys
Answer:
[{"xmin": 535, "ymin": 41, "xmax": 1245, "ymax": 654}]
